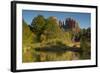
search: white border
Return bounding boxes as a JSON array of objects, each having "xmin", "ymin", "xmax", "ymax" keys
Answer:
[{"xmin": 16, "ymin": 4, "xmax": 96, "ymax": 70}]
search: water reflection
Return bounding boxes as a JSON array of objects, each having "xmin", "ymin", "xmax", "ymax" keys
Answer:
[{"xmin": 33, "ymin": 45, "xmax": 81, "ymax": 62}]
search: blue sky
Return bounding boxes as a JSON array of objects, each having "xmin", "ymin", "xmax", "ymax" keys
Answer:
[{"xmin": 22, "ymin": 10, "xmax": 91, "ymax": 28}]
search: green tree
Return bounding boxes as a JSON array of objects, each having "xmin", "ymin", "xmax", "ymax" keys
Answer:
[
  {"xmin": 80, "ymin": 28, "xmax": 91, "ymax": 59},
  {"xmin": 31, "ymin": 15, "xmax": 46, "ymax": 42},
  {"xmin": 23, "ymin": 20, "xmax": 36, "ymax": 46},
  {"xmin": 44, "ymin": 16, "xmax": 63, "ymax": 39}
]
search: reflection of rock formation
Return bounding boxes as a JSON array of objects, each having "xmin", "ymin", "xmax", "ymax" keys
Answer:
[{"xmin": 59, "ymin": 18, "xmax": 80, "ymax": 33}]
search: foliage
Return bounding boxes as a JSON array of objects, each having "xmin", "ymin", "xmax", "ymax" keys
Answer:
[
  {"xmin": 22, "ymin": 15, "xmax": 91, "ymax": 62},
  {"xmin": 43, "ymin": 16, "xmax": 64, "ymax": 40},
  {"xmin": 22, "ymin": 20, "xmax": 36, "ymax": 62},
  {"xmin": 22, "ymin": 20, "xmax": 36, "ymax": 45},
  {"xmin": 80, "ymin": 28, "xmax": 91, "ymax": 59},
  {"xmin": 31, "ymin": 15, "xmax": 46, "ymax": 32},
  {"xmin": 31, "ymin": 15, "xmax": 46, "ymax": 42}
]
